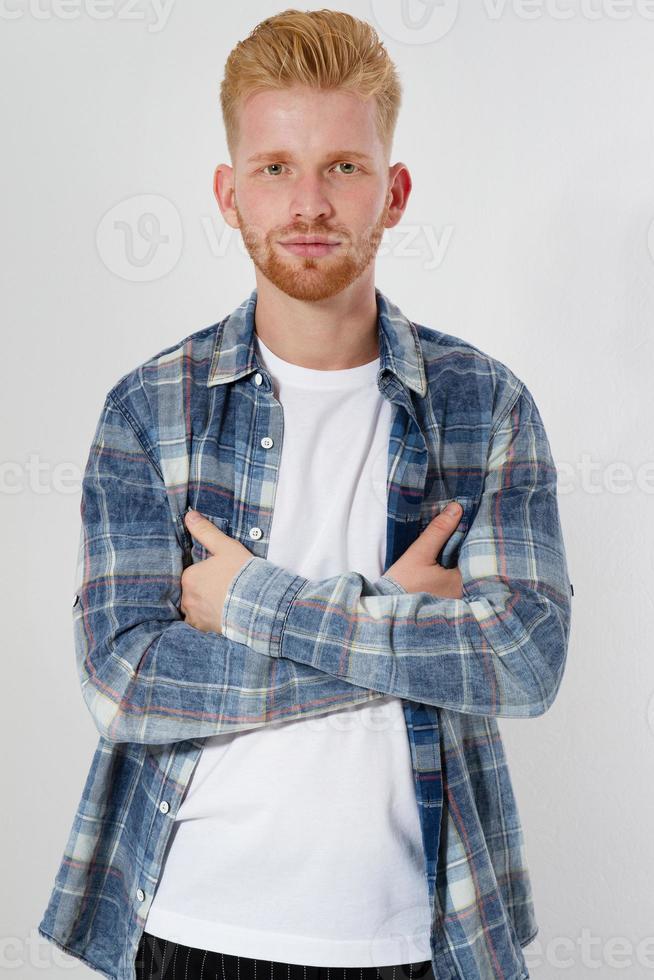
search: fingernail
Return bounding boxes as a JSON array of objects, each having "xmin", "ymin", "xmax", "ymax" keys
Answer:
[{"xmin": 445, "ymin": 502, "xmax": 461, "ymax": 516}]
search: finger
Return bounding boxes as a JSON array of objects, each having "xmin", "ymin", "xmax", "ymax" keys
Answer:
[
  {"xmin": 415, "ymin": 501, "xmax": 463, "ymax": 554},
  {"xmin": 433, "ymin": 501, "xmax": 462, "ymax": 525},
  {"xmin": 184, "ymin": 509, "xmax": 226, "ymax": 555}
]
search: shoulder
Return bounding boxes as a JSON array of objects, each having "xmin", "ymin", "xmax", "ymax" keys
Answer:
[
  {"xmin": 89, "ymin": 318, "xmax": 225, "ymax": 465},
  {"xmin": 412, "ymin": 319, "xmax": 527, "ymax": 426},
  {"xmin": 104, "ymin": 318, "xmax": 224, "ymax": 418}
]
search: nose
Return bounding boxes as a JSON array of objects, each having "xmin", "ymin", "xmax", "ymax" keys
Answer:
[{"xmin": 289, "ymin": 175, "xmax": 335, "ymax": 223}]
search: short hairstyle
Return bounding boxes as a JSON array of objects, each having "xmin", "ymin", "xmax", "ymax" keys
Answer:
[{"xmin": 220, "ymin": 8, "xmax": 402, "ymax": 162}]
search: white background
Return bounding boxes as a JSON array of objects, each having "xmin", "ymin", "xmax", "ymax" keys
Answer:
[{"xmin": 3, "ymin": 1, "xmax": 654, "ymax": 977}]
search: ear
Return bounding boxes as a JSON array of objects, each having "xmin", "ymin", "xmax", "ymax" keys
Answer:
[{"xmin": 213, "ymin": 163, "xmax": 239, "ymax": 229}]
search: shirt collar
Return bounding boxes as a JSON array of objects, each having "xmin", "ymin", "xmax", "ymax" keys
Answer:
[{"xmin": 206, "ymin": 287, "xmax": 428, "ymax": 398}]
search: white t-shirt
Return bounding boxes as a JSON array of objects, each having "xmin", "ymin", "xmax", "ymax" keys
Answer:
[{"xmin": 144, "ymin": 332, "xmax": 433, "ymax": 968}]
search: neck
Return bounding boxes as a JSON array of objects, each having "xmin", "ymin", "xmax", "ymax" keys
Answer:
[{"xmin": 252, "ymin": 275, "xmax": 380, "ymax": 370}]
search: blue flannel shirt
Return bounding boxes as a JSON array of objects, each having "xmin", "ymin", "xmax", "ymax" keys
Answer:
[{"xmin": 37, "ymin": 287, "xmax": 573, "ymax": 980}]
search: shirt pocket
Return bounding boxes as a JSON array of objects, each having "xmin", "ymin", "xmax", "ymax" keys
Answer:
[
  {"xmin": 418, "ymin": 495, "xmax": 478, "ymax": 569},
  {"xmin": 174, "ymin": 510, "xmax": 232, "ymax": 565}
]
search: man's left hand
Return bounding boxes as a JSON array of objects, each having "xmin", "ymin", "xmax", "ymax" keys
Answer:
[{"xmin": 180, "ymin": 509, "xmax": 254, "ymax": 633}]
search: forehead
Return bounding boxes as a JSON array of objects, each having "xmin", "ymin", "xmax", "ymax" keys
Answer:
[{"xmin": 235, "ymin": 86, "xmax": 382, "ymax": 160}]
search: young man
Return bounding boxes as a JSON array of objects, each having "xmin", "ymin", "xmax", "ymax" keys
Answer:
[{"xmin": 37, "ymin": 10, "xmax": 572, "ymax": 980}]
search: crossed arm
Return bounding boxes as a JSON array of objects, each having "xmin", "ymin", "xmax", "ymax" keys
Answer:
[
  {"xmin": 74, "ymin": 391, "xmax": 401, "ymax": 745},
  {"xmin": 220, "ymin": 382, "xmax": 572, "ymax": 719},
  {"xmin": 74, "ymin": 382, "xmax": 571, "ymax": 746}
]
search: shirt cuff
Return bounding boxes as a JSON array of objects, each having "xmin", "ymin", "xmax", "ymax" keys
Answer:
[
  {"xmin": 375, "ymin": 573, "xmax": 408, "ymax": 595},
  {"xmin": 221, "ymin": 556, "xmax": 306, "ymax": 657}
]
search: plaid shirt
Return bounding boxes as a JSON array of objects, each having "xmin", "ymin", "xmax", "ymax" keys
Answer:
[{"xmin": 38, "ymin": 287, "xmax": 572, "ymax": 980}]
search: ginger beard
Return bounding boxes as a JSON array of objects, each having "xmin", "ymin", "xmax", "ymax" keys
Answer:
[{"xmin": 234, "ymin": 195, "xmax": 391, "ymax": 302}]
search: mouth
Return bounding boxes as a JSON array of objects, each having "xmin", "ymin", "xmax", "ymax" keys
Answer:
[{"xmin": 279, "ymin": 240, "xmax": 342, "ymax": 257}]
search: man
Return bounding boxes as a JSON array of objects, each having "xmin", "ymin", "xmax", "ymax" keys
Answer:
[{"xmin": 37, "ymin": 10, "xmax": 573, "ymax": 980}]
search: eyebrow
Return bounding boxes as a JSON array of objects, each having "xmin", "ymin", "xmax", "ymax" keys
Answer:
[{"xmin": 246, "ymin": 150, "xmax": 374, "ymax": 163}]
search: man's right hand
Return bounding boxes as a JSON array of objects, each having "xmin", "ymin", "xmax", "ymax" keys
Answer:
[{"xmin": 382, "ymin": 501, "xmax": 465, "ymax": 598}]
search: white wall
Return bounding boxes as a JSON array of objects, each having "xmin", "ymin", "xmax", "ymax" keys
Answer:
[{"xmin": 3, "ymin": 2, "xmax": 653, "ymax": 977}]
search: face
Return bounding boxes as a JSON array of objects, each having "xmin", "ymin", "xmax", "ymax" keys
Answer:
[{"xmin": 214, "ymin": 85, "xmax": 410, "ymax": 302}]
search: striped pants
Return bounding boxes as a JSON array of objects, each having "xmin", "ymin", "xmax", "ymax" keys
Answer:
[{"xmin": 135, "ymin": 931, "xmax": 436, "ymax": 980}]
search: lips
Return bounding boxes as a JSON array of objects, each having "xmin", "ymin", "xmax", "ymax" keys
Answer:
[
  {"xmin": 280, "ymin": 239, "xmax": 341, "ymax": 257},
  {"xmin": 280, "ymin": 237, "xmax": 340, "ymax": 245}
]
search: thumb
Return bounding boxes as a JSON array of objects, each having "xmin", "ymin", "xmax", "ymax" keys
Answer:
[
  {"xmin": 415, "ymin": 501, "xmax": 463, "ymax": 552},
  {"xmin": 184, "ymin": 509, "xmax": 226, "ymax": 553}
]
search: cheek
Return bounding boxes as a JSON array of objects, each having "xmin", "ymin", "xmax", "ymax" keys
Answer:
[
  {"xmin": 339, "ymin": 185, "xmax": 388, "ymax": 223},
  {"xmin": 234, "ymin": 188, "xmax": 277, "ymax": 229}
]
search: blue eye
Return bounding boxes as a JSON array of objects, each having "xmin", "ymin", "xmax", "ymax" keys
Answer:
[{"xmin": 260, "ymin": 162, "xmax": 359, "ymax": 176}]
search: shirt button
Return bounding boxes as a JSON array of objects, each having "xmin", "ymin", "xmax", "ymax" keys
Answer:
[
  {"xmin": 159, "ymin": 800, "xmax": 170, "ymax": 814},
  {"xmin": 72, "ymin": 594, "xmax": 79, "ymax": 608},
  {"xmin": 136, "ymin": 888, "xmax": 145, "ymax": 902},
  {"xmin": 254, "ymin": 373, "xmax": 263, "ymax": 386},
  {"xmin": 261, "ymin": 437, "xmax": 273, "ymax": 449},
  {"xmin": 249, "ymin": 527, "xmax": 263, "ymax": 541}
]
